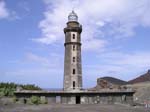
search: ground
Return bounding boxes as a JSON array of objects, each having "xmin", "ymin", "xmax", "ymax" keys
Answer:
[{"xmin": 0, "ymin": 103, "xmax": 149, "ymax": 112}]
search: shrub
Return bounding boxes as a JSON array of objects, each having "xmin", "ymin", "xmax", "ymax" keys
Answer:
[
  {"xmin": 0, "ymin": 82, "xmax": 41, "ymax": 97},
  {"xmin": 30, "ymin": 96, "xmax": 40, "ymax": 105},
  {"xmin": 12, "ymin": 96, "xmax": 18, "ymax": 103},
  {"xmin": 21, "ymin": 84, "xmax": 41, "ymax": 90},
  {"xmin": 0, "ymin": 91, "xmax": 5, "ymax": 97},
  {"xmin": 40, "ymin": 96, "xmax": 48, "ymax": 104}
]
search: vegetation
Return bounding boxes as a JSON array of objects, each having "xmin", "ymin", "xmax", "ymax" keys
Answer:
[
  {"xmin": 40, "ymin": 96, "xmax": 48, "ymax": 104},
  {"xmin": 30, "ymin": 96, "xmax": 40, "ymax": 105},
  {"xmin": 0, "ymin": 83, "xmax": 16, "ymax": 96},
  {"xmin": 29, "ymin": 96, "xmax": 48, "ymax": 105},
  {"xmin": 21, "ymin": 84, "xmax": 41, "ymax": 90},
  {"xmin": 0, "ymin": 82, "xmax": 41, "ymax": 97},
  {"xmin": 12, "ymin": 96, "xmax": 18, "ymax": 103}
]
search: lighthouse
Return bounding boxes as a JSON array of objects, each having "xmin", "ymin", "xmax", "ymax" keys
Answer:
[{"xmin": 63, "ymin": 10, "xmax": 82, "ymax": 91}]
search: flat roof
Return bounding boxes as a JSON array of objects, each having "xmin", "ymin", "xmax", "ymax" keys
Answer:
[{"xmin": 14, "ymin": 89, "xmax": 135, "ymax": 94}]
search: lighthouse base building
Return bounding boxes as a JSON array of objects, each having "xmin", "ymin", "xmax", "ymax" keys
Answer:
[{"xmin": 14, "ymin": 11, "xmax": 134, "ymax": 105}]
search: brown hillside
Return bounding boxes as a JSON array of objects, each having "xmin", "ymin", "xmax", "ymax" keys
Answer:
[{"xmin": 128, "ymin": 70, "xmax": 150, "ymax": 84}]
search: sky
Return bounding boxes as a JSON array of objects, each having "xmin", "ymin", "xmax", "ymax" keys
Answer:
[{"xmin": 0, "ymin": 0, "xmax": 150, "ymax": 88}]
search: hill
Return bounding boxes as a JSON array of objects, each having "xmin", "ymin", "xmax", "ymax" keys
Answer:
[
  {"xmin": 100, "ymin": 76, "xmax": 127, "ymax": 85},
  {"xmin": 128, "ymin": 70, "xmax": 150, "ymax": 84}
]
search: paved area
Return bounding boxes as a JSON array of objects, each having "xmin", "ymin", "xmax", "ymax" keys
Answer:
[{"xmin": 0, "ymin": 104, "xmax": 149, "ymax": 112}]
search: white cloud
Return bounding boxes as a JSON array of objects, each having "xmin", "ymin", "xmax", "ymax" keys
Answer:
[
  {"xmin": 0, "ymin": 1, "xmax": 20, "ymax": 20},
  {"xmin": 0, "ymin": 0, "xmax": 9, "ymax": 19},
  {"xmin": 99, "ymin": 51, "xmax": 150, "ymax": 67},
  {"xmin": 92, "ymin": 51, "xmax": 150, "ymax": 80},
  {"xmin": 33, "ymin": 0, "xmax": 150, "ymax": 51},
  {"xmin": 26, "ymin": 52, "xmax": 63, "ymax": 68},
  {"xmin": 80, "ymin": 51, "xmax": 150, "ymax": 87},
  {"xmin": 26, "ymin": 52, "xmax": 50, "ymax": 66},
  {"xmin": 83, "ymin": 39, "xmax": 107, "ymax": 51}
]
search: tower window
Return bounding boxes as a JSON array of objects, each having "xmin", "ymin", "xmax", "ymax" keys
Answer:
[
  {"xmin": 72, "ymin": 34, "xmax": 75, "ymax": 39},
  {"xmin": 73, "ymin": 81, "xmax": 75, "ymax": 89},
  {"xmin": 73, "ymin": 69, "xmax": 75, "ymax": 74},
  {"xmin": 73, "ymin": 45, "xmax": 75, "ymax": 51},
  {"xmin": 77, "ymin": 57, "xmax": 80, "ymax": 62},
  {"xmin": 73, "ymin": 57, "xmax": 75, "ymax": 62}
]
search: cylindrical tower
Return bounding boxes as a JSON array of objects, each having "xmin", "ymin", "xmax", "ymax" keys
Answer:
[{"xmin": 63, "ymin": 10, "xmax": 82, "ymax": 91}]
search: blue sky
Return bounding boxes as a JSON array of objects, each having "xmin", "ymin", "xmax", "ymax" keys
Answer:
[{"xmin": 0, "ymin": 0, "xmax": 150, "ymax": 88}]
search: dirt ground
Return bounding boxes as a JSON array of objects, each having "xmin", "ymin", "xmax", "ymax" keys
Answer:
[{"xmin": 0, "ymin": 103, "xmax": 150, "ymax": 112}]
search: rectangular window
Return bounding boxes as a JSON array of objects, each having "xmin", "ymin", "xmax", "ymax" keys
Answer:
[
  {"xmin": 73, "ymin": 81, "xmax": 75, "ymax": 89},
  {"xmin": 73, "ymin": 57, "xmax": 75, "ymax": 62},
  {"xmin": 73, "ymin": 45, "xmax": 75, "ymax": 51},
  {"xmin": 73, "ymin": 69, "xmax": 75, "ymax": 74},
  {"xmin": 77, "ymin": 57, "xmax": 80, "ymax": 62},
  {"xmin": 72, "ymin": 34, "xmax": 75, "ymax": 39}
]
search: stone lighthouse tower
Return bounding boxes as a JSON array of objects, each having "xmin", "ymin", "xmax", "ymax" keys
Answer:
[{"xmin": 63, "ymin": 10, "xmax": 82, "ymax": 91}]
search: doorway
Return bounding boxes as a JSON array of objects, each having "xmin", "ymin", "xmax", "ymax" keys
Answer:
[
  {"xmin": 76, "ymin": 96, "xmax": 81, "ymax": 104},
  {"xmin": 56, "ymin": 96, "xmax": 61, "ymax": 103}
]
